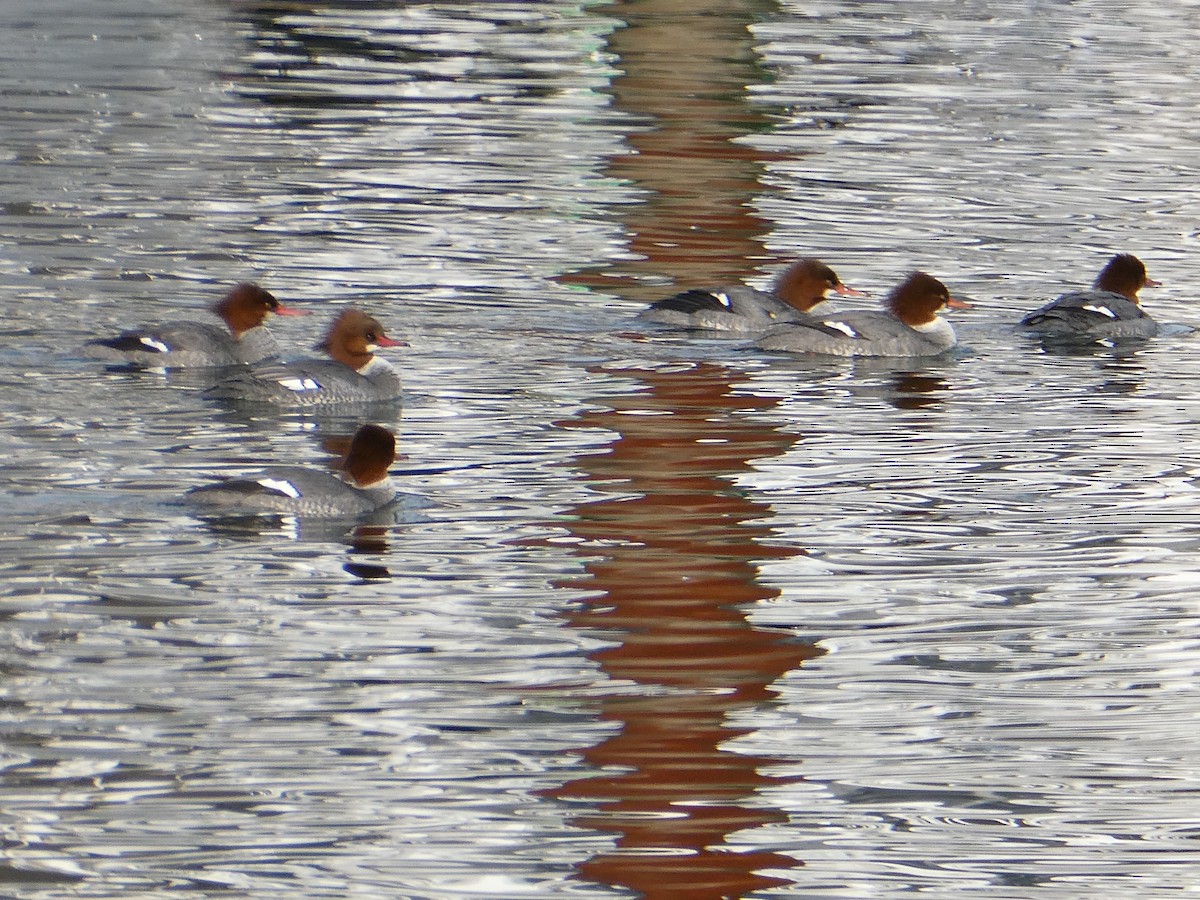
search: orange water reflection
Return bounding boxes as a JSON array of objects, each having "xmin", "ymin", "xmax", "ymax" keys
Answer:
[
  {"xmin": 549, "ymin": 2, "xmax": 825, "ymax": 895},
  {"xmin": 565, "ymin": 0, "xmax": 792, "ymax": 302},
  {"xmin": 549, "ymin": 363, "xmax": 821, "ymax": 898}
]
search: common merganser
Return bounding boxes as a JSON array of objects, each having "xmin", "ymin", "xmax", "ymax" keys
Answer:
[
  {"xmin": 186, "ymin": 424, "xmax": 397, "ymax": 517},
  {"xmin": 1018, "ymin": 253, "xmax": 1161, "ymax": 339},
  {"xmin": 205, "ymin": 308, "xmax": 404, "ymax": 406},
  {"xmin": 641, "ymin": 258, "xmax": 864, "ymax": 331},
  {"xmin": 84, "ymin": 283, "xmax": 307, "ymax": 368},
  {"xmin": 757, "ymin": 271, "xmax": 969, "ymax": 357}
]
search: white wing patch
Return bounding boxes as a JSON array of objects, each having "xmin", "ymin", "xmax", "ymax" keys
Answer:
[
  {"xmin": 257, "ymin": 478, "xmax": 301, "ymax": 498},
  {"xmin": 140, "ymin": 337, "xmax": 172, "ymax": 354},
  {"xmin": 1081, "ymin": 304, "xmax": 1117, "ymax": 319},
  {"xmin": 715, "ymin": 291, "xmax": 733, "ymax": 309},
  {"xmin": 823, "ymin": 320, "xmax": 859, "ymax": 338},
  {"xmin": 279, "ymin": 376, "xmax": 321, "ymax": 392}
]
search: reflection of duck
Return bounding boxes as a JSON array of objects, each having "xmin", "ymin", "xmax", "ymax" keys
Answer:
[
  {"xmin": 206, "ymin": 308, "xmax": 405, "ymax": 406},
  {"xmin": 890, "ymin": 372, "xmax": 948, "ymax": 410},
  {"xmin": 186, "ymin": 424, "xmax": 398, "ymax": 516},
  {"xmin": 758, "ymin": 272, "xmax": 969, "ymax": 357},
  {"xmin": 344, "ymin": 524, "xmax": 394, "ymax": 579},
  {"xmin": 1018, "ymin": 253, "xmax": 1160, "ymax": 339},
  {"xmin": 84, "ymin": 283, "xmax": 308, "ymax": 368},
  {"xmin": 642, "ymin": 258, "xmax": 863, "ymax": 331}
]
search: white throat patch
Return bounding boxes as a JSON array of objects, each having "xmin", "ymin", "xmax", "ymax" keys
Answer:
[{"xmin": 910, "ymin": 318, "xmax": 956, "ymax": 347}]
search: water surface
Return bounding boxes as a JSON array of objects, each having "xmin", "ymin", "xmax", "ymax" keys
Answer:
[{"xmin": 3, "ymin": 1, "xmax": 1200, "ymax": 897}]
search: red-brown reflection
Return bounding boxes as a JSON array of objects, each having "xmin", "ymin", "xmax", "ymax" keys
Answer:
[
  {"xmin": 889, "ymin": 372, "xmax": 948, "ymax": 411},
  {"xmin": 547, "ymin": 363, "xmax": 821, "ymax": 898},
  {"xmin": 564, "ymin": 0, "xmax": 792, "ymax": 302},
  {"xmin": 547, "ymin": 1, "xmax": 826, "ymax": 894}
]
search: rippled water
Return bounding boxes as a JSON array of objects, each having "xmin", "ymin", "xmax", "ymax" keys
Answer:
[{"xmin": 4, "ymin": 0, "xmax": 1200, "ymax": 897}]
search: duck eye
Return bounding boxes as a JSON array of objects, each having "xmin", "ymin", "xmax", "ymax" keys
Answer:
[{"xmin": 366, "ymin": 332, "xmax": 377, "ymax": 341}]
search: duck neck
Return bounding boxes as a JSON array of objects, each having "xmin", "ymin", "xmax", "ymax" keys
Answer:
[
  {"xmin": 910, "ymin": 316, "xmax": 955, "ymax": 346},
  {"xmin": 357, "ymin": 356, "xmax": 399, "ymax": 380}
]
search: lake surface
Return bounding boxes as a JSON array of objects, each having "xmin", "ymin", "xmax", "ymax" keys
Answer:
[{"xmin": 3, "ymin": 1, "xmax": 1200, "ymax": 897}]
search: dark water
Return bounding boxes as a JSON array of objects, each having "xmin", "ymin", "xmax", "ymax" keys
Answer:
[{"xmin": 4, "ymin": 1, "xmax": 1200, "ymax": 897}]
